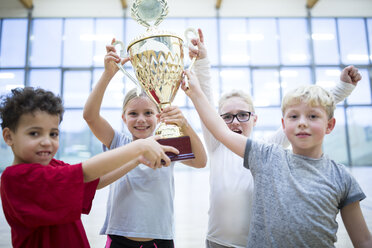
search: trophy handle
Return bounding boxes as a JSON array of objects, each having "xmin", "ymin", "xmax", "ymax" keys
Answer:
[
  {"xmin": 184, "ymin": 27, "xmax": 199, "ymax": 71},
  {"xmin": 183, "ymin": 28, "xmax": 200, "ymax": 89},
  {"xmin": 112, "ymin": 40, "xmax": 142, "ymax": 94}
]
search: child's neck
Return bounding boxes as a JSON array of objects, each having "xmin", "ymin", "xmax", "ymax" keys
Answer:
[{"xmin": 292, "ymin": 147, "xmax": 324, "ymax": 159}]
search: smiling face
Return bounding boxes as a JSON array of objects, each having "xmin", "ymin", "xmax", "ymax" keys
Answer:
[
  {"xmin": 219, "ymin": 96, "xmax": 257, "ymax": 137},
  {"xmin": 122, "ymin": 96, "xmax": 159, "ymax": 140},
  {"xmin": 3, "ymin": 111, "xmax": 60, "ymax": 166},
  {"xmin": 282, "ymin": 102, "xmax": 335, "ymax": 158}
]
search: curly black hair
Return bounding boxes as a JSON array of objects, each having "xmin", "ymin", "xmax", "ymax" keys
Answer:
[{"xmin": 0, "ymin": 87, "xmax": 64, "ymax": 131}]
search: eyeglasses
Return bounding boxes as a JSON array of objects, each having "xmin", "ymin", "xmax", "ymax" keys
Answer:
[{"xmin": 220, "ymin": 111, "xmax": 254, "ymax": 124}]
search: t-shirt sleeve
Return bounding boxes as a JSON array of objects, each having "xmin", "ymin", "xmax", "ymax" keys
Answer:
[
  {"xmin": 338, "ymin": 164, "xmax": 366, "ymax": 209},
  {"xmin": 102, "ymin": 130, "xmax": 131, "ymax": 151},
  {"xmin": 244, "ymin": 139, "xmax": 276, "ymax": 173},
  {"xmin": 82, "ymin": 178, "xmax": 99, "ymax": 214},
  {"xmin": 243, "ymin": 139, "xmax": 253, "ymax": 169},
  {"xmin": 1, "ymin": 161, "xmax": 95, "ymax": 227}
]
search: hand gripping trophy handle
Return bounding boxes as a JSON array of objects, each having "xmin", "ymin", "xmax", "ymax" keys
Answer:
[
  {"xmin": 184, "ymin": 28, "xmax": 200, "ymax": 89},
  {"xmin": 112, "ymin": 40, "xmax": 142, "ymax": 95},
  {"xmin": 184, "ymin": 28, "xmax": 199, "ymax": 71}
]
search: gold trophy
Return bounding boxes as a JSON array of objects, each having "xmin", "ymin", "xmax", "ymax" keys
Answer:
[{"xmin": 113, "ymin": 0, "xmax": 198, "ymax": 161}]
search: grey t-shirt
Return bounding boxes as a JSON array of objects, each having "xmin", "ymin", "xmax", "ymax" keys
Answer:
[{"xmin": 244, "ymin": 139, "xmax": 366, "ymax": 248}]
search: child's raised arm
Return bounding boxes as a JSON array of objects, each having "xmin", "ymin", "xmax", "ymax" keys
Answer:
[
  {"xmin": 190, "ymin": 29, "xmax": 223, "ymax": 153},
  {"xmin": 83, "ymin": 38, "xmax": 129, "ymax": 148},
  {"xmin": 182, "ymin": 70, "xmax": 247, "ymax": 158},
  {"xmin": 327, "ymin": 65, "xmax": 361, "ymax": 104},
  {"xmin": 82, "ymin": 135, "xmax": 179, "ymax": 183},
  {"xmin": 341, "ymin": 201, "xmax": 372, "ymax": 248}
]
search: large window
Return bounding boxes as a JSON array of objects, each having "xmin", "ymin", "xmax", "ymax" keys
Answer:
[
  {"xmin": 0, "ymin": 19, "xmax": 28, "ymax": 68},
  {"xmin": 0, "ymin": 17, "xmax": 371, "ymax": 171},
  {"xmin": 30, "ymin": 19, "xmax": 63, "ymax": 67}
]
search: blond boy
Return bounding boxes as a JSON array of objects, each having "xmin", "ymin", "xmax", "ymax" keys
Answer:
[{"xmin": 183, "ymin": 71, "xmax": 372, "ymax": 247}]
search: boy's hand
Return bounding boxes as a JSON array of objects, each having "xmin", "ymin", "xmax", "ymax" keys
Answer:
[
  {"xmin": 104, "ymin": 38, "xmax": 130, "ymax": 76},
  {"xmin": 340, "ymin": 65, "xmax": 362, "ymax": 86},
  {"xmin": 189, "ymin": 28, "xmax": 207, "ymax": 60},
  {"xmin": 158, "ymin": 106, "xmax": 188, "ymax": 131},
  {"xmin": 140, "ymin": 136, "xmax": 179, "ymax": 169}
]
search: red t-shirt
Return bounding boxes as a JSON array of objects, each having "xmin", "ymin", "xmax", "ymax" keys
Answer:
[{"xmin": 0, "ymin": 159, "xmax": 99, "ymax": 248}]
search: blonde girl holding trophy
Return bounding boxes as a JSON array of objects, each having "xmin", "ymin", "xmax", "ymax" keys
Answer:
[
  {"xmin": 188, "ymin": 29, "xmax": 360, "ymax": 248},
  {"xmin": 83, "ymin": 39, "xmax": 207, "ymax": 248}
]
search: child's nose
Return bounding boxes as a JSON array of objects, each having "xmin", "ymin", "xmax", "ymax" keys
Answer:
[
  {"xmin": 298, "ymin": 116, "xmax": 307, "ymax": 126},
  {"xmin": 231, "ymin": 116, "xmax": 240, "ymax": 124},
  {"xmin": 137, "ymin": 114, "xmax": 146, "ymax": 122},
  {"xmin": 40, "ymin": 137, "xmax": 52, "ymax": 146}
]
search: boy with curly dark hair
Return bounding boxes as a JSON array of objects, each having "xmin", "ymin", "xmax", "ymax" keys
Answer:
[{"xmin": 0, "ymin": 87, "xmax": 178, "ymax": 248}]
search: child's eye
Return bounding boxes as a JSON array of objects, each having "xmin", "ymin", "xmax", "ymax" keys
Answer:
[
  {"xmin": 145, "ymin": 111, "xmax": 154, "ymax": 116},
  {"xmin": 238, "ymin": 113, "xmax": 249, "ymax": 118},
  {"xmin": 128, "ymin": 112, "xmax": 138, "ymax": 116},
  {"xmin": 289, "ymin": 115, "xmax": 297, "ymax": 119},
  {"xmin": 309, "ymin": 115, "xmax": 318, "ymax": 119},
  {"xmin": 50, "ymin": 132, "xmax": 59, "ymax": 138},
  {"xmin": 29, "ymin": 131, "xmax": 38, "ymax": 137},
  {"xmin": 221, "ymin": 114, "xmax": 233, "ymax": 121}
]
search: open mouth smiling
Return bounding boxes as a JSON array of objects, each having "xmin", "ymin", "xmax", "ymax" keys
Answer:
[
  {"xmin": 36, "ymin": 151, "xmax": 52, "ymax": 156},
  {"xmin": 135, "ymin": 126, "xmax": 150, "ymax": 130},
  {"xmin": 232, "ymin": 129, "xmax": 242, "ymax": 134}
]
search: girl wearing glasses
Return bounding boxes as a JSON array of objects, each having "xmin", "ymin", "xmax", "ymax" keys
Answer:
[{"xmin": 189, "ymin": 29, "xmax": 361, "ymax": 248}]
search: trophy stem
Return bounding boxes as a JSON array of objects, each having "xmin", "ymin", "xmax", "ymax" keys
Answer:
[
  {"xmin": 159, "ymin": 102, "xmax": 171, "ymax": 111},
  {"xmin": 155, "ymin": 122, "xmax": 182, "ymax": 138}
]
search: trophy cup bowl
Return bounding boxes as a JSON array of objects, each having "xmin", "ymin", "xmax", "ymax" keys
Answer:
[
  {"xmin": 113, "ymin": 0, "xmax": 199, "ymax": 162},
  {"xmin": 128, "ymin": 34, "xmax": 183, "ymax": 115}
]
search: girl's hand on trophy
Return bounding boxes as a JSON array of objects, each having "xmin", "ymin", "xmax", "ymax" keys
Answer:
[
  {"xmin": 158, "ymin": 106, "xmax": 188, "ymax": 130},
  {"xmin": 182, "ymin": 70, "xmax": 202, "ymax": 96},
  {"xmin": 104, "ymin": 38, "xmax": 130, "ymax": 75},
  {"xmin": 189, "ymin": 28, "xmax": 207, "ymax": 60}
]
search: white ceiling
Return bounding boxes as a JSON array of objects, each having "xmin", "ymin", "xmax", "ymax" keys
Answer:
[{"xmin": 1, "ymin": 0, "xmax": 372, "ymax": 18}]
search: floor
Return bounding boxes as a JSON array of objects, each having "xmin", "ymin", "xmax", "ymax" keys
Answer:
[{"xmin": 0, "ymin": 166, "xmax": 371, "ymax": 248}]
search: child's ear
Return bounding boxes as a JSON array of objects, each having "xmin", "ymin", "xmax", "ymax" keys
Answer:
[
  {"xmin": 252, "ymin": 114, "xmax": 258, "ymax": 127},
  {"xmin": 326, "ymin": 117, "xmax": 336, "ymax": 134},
  {"xmin": 281, "ymin": 118, "xmax": 285, "ymax": 130},
  {"xmin": 122, "ymin": 113, "xmax": 127, "ymax": 124},
  {"xmin": 2, "ymin": 128, "xmax": 13, "ymax": 146}
]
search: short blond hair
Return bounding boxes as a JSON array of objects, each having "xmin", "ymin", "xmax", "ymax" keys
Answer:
[
  {"xmin": 218, "ymin": 89, "xmax": 255, "ymax": 113},
  {"xmin": 281, "ymin": 85, "xmax": 335, "ymax": 119}
]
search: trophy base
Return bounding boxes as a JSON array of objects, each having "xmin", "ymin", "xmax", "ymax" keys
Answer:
[{"xmin": 157, "ymin": 136, "xmax": 195, "ymax": 162}]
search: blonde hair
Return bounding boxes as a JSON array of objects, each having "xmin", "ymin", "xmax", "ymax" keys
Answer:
[
  {"xmin": 281, "ymin": 85, "xmax": 335, "ymax": 119},
  {"xmin": 122, "ymin": 88, "xmax": 158, "ymax": 113},
  {"xmin": 218, "ymin": 89, "xmax": 255, "ymax": 113}
]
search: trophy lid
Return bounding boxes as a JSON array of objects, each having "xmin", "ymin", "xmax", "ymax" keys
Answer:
[
  {"xmin": 131, "ymin": 0, "xmax": 168, "ymax": 28},
  {"xmin": 128, "ymin": 0, "xmax": 183, "ymax": 50}
]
